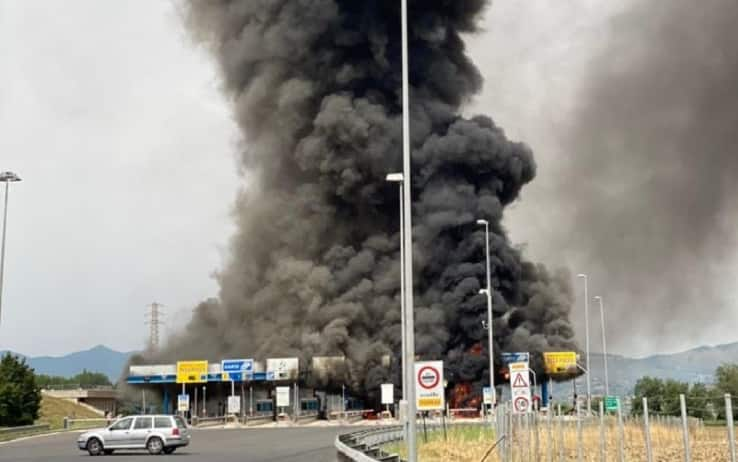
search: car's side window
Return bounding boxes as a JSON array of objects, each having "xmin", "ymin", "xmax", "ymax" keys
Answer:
[
  {"xmin": 133, "ymin": 417, "xmax": 152, "ymax": 430},
  {"xmin": 154, "ymin": 417, "xmax": 172, "ymax": 428},
  {"xmin": 110, "ymin": 418, "xmax": 133, "ymax": 431}
]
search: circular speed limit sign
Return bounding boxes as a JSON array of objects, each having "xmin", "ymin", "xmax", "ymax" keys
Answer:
[{"xmin": 514, "ymin": 396, "xmax": 530, "ymax": 413}]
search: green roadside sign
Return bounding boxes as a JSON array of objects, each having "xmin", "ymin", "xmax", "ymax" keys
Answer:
[{"xmin": 605, "ymin": 396, "xmax": 618, "ymax": 412}]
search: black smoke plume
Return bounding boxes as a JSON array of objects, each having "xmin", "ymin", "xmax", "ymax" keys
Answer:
[
  {"xmin": 544, "ymin": 0, "xmax": 738, "ymax": 351},
  {"xmin": 143, "ymin": 0, "xmax": 578, "ymax": 396}
]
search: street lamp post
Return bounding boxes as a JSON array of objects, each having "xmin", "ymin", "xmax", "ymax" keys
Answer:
[
  {"xmin": 577, "ymin": 273, "xmax": 591, "ymax": 415},
  {"xmin": 594, "ymin": 296, "xmax": 610, "ymax": 398},
  {"xmin": 400, "ymin": 1, "xmax": 418, "ymax": 459},
  {"xmin": 0, "ymin": 171, "xmax": 22, "ymax": 325},
  {"xmin": 386, "ymin": 173, "xmax": 406, "ymax": 404},
  {"xmin": 477, "ymin": 219, "xmax": 496, "ymax": 408}
]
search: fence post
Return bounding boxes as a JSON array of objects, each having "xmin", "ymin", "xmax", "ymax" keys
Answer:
[
  {"xmin": 558, "ymin": 403, "xmax": 564, "ymax": 462},
  {"xmin": 499, "ymin": 404, "xmax": 506, "ymax": 462},
  {"xmin": 528, "ymin": 412, "xmax": 533, "ymax": 462},
  {"xmin": 599, "ymin": 400, "xmax": 606, "ymax": 462},
  {"xmin": 547, "ymin": 405, "xmax": 553, "ymax": 462},
  {"xmin": 680, "ymin": 393, "xmax": 691, "ymax": 462},
  {"xmin": 726, "ymin": 394, "xmax": 736, "ymax": 462},
  {"xmin": 576, "ymin": 399, "xmax": 583, "ymax": 462},
  {"xmin": 508, "ymin": 402, "xmax": 514, "ymax": 462},
  {"xmin": 643, "ymin": 397, "xmax": 653, "ymax": 462},
  {"xmin": 534, "ymin": 411, "xmax": 540, "ymax": 462},
  {"xmin": 617, "ymin": 398, "xmax": 625, "ymax": 462}
]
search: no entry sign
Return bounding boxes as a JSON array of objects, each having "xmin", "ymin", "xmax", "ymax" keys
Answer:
[{"xmin": 415, "ymin": 361, "xmax": 444, "ymax": 411}]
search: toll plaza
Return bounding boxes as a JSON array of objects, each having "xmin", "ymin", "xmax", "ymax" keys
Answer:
[{"xmin": 126, "ymin": 356, "xmax": 363, "ymax": 421}]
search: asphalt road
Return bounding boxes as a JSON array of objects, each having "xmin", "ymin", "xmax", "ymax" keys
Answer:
[{"xmin": 0, "ymin": 426, "xmax": 351, "ymax": 462}]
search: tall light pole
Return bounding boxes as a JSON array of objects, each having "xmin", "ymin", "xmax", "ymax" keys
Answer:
[
  {"xmin": 476, "ymin": 219, "xmax": 496, "ymax": 407},
  {"xmin": 593, "ymin": 296, "xmax": 610, "ymax": 398},
  {"xmin": 576, "ymin": 273, "xmax": 591, "ymax": 415},
  {"xmin": 400, "ymin": 1, "xmax": 418, "ymax": 460},
  {"xmin": 386, "ymin": 173, "xmax": 406, "ymax": 403},
  {"xmin": 0, "ymin": 171, "xmax": 22, "ymax": 325}
]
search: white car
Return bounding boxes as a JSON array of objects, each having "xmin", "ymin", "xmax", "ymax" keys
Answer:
[{"xmin": 77, "ymin": 414, "xmax": 191, "ymax": 456}]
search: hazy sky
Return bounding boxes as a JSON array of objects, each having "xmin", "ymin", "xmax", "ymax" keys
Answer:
[{"xmin": 1, "ymin": 0, "xmax": 735, "ymax": 357}]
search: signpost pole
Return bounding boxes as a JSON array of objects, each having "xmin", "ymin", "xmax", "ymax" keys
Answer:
[
  {"xmin": 250, "ymin": 385, "xmax": 253, "ymax": 416},
  {"xmin": 400, "ymin": 2, "xmax": 418, "ymax": 460}
]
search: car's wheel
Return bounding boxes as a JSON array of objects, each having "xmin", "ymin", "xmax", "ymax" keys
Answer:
[
  {"xmin": 163, "ymin": 447, "xmax": 176, "ymax": 454},
  {"xmin": 103, "ymin": 449, "xmax": 114, "ymax": 455},
  {"xmin": 146, "ymin": 437, "xmax": 164, "ymax": 455},
  {"xmin": 86, "ymin": 438, "xmax": 103, "ymax": 456}
]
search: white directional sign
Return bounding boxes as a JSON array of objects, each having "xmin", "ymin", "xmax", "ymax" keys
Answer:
[
  {"xmin": 267, "ymin": 358, "xmax": 299, "ymax": 381},
  {"xmin": 483, "ymin": 387, "xmax": 492, "ymax": 405},
  {"xmin": 415, "ymin": 361, "xmax": 445, "ymax": 411},
  {"xmin": 381, "ymin": 384, "xmax": 394, "ymax": 405},
  {"xmin": 276, "ymin": 386, "xmax": 291, "ymax": 408},
  {"xmin": 227, "ymin": 395, "xmax": 241, "ymax": 414},
  {"xmin": 177, "ymin": 394, "xmax": 190, "ymax": 412},
  {"xmin": 509, "ymin": 361, "xmax": 531, "ymax": 414}
]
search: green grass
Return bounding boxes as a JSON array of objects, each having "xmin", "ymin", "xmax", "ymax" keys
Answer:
[{"xmin": 37, "ymin": 395, "xmax": 104, "ymax": 430}]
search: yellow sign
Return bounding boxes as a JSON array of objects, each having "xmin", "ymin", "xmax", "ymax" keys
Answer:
[
  {"xmin": 418, "ymin": 397, "xmax": 442, "ymax": 408},
  {"xmin": 543, "ymin": 352, "xmax": 578, "ymax": 374},
  {"xmin": 176, "ymin": 360, "xmax": 208, "ymax": 384}
]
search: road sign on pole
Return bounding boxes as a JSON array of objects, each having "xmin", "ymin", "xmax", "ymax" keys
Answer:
[
  {"xmin": 176, "ymin": 361, "xmax": 208, "ymax": 384},
  {"xmin": 381, "ymin": 384, "xmax": 394, "ymax": 405},
  {"xmin": 501, "ymin": 352, "xmax": 530, "ymax": 366},
  {"xmin": 605, "ymin": 396, "xmax": 618, "ymax": 412},
  {"xmin": 177, "ymin": 394, "xmax": 190, "ymax": 412},
  {"xmin": 221, "ymin": 359, "xmax": 254, "ymax": 382},
  {"xmin": 227, "ymin": 396, "xmax": 241, "ymax": 414},
  {"xmin": 415, "ymin": 361, "xmax": 444, "ymax": 411},
  {"xmin": 276, "ymin": 386, "xmax": 290, "ymax": 408},
  {"xmin": 483, "ymin": 387, "xmax": 493, "ymax": 405},
  {"xmin": 509, "ymin": 361, "xmax": 531, "ymax": 414}
]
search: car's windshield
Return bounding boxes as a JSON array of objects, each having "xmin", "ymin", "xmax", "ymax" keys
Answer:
[{"xmin": 109, "ymin": 417, "xmax": 133, "ymax": 431}]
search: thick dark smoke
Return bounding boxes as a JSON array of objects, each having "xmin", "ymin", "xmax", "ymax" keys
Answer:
[
  {"xmin": 144, "ymin": 0, "xmax": 578, "ymax": 395},
  {"xmin": 548, "ymin": 0, "xmax": 738, "ymax": 351}
]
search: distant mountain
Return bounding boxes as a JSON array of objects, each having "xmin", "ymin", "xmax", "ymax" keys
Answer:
[
  {"xmin": 2, "ymin": 341, "xmax": 737, "ymax": 394},
  {"xmin": 548, "ymin": 342, "xmax": 738, "ymax": 400},
  {"xmin": 1, "ymin": 345, "xmax": 134, "ymax": 382}
]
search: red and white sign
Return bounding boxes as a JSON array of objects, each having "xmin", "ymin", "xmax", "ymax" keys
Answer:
[
  {"xmin": 414, "ymin": 361, "xmax": 444, "ymax": 411},
  {"xmin": 509, "ymin": 361, "xmax": 531, "ymax": 414}
]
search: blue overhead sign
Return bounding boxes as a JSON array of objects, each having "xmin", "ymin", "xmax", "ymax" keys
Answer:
[
  {"xmin": 221, "ymin": 359, "xmax": 254, "ymax": 382},
  {"xmin": 501, "ymin": 352, "xmax": 530, "ymax": 366}
]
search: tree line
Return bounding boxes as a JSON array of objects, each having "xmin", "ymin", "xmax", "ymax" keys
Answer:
[
  {"xmin": 632, "ymin": 364, "xmax": 738, "ymax": 420},
  {"xmin": 1, "ymin": 353, "xmax": 113, "ymax": 427},
  {"xmin": 36, "ymin": 370, "xmax": 111, "ymax": 389}
]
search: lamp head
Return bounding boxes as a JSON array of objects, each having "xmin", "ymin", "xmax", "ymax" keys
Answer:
[{"xmin": 0, "ymin": 171, "xmax": 21, "ymax": 182}]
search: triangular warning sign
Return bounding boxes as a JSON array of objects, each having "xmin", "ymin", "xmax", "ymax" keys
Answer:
[{"xmin": 512, "ymin": 372, "xmax": 528, "ymax": 388}]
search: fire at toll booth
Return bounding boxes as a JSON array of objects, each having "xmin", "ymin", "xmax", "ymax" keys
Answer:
[{"xmin": 125, "ymin": 356, "xmax": 367, "ymax": 422}]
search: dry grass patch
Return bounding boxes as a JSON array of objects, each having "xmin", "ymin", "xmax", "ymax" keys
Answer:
[
  {"xmin": 386, "ymin": 418, "xmax": 738, "ymax": 461},
  {"xmin": 38, "ymin": 395, "xmax": 102, "ymax": 430}
]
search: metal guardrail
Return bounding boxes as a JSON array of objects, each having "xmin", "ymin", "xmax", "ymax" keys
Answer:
[
  {"xmin": 335, "ymin": 426, "xmax": 404, "ymax": 462},
  {"xmin": 0, "ymin": 424, "xmax": 51, "ymax": 437},
  {"xmin": 63, "ymin": 417, "xmax": 109, "ymax": 430}
]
